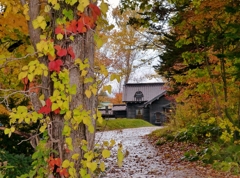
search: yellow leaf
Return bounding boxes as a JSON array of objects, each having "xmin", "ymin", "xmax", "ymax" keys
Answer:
[
  {"xmin": 48, "ymin": 0, "xmax": 57, "ymax": 5},
  {"xmin": 110, "ymin": 139, "xmax": 115, "ymax": 147},
  {"xmin": 91, "ymin": 87, "xmax": 97, "ymax": 95},
  {"xmin": 117, "ymin": 149, "xmax": 124, "ymax": 167},
  {"xmin": 72, "ymin": 153, "xmax": 80, "ymax": 160},
  {"xmin": 103, "ymin": 85, "xmax": 112, "ymax": 94},
  {"xmin": 44, "ymin": 70, "xmax": 48, "ymax": 76},
  {"xmin": 62, "ymin": 160, "xmax": 70, "ymax": 168},
  {"xmin": 23, "ymin": 4, "xmax": 30, "ymax": 20},
  {"xmin": 52, "ymin": 103, "xmax": 59, "ymax": 111},
  {"xmin": 44, "ymin": 5, "xmax": 51, "ymax": 12},
  {"xmin": 57, "ymin": 33, "xmax": 63, "ymax": 40},
  {"xmin": 99, "ymin": 162, "xmax": 105, "ymax": 171},
  {"xmin": 29, "ymin": 65, "xmax": 35, "ymax": 73},
  {"xmin": 39, "ymin": 124, "xmax": 47, "ymax": 133},
  {"xmin": 87, "ymin": 162, "xmax": 97, "ymax": 172},
  {"xmin": 100, "ymin": 1, "xmax": 109, "ymax": 15},
  {"xmin": 69, "ymin": 167, "xmax": 76, "ymax": 176},
  {"xmin": 53, "ymin": 3, "xmax": 60, "ymax": 10},
  {"xmin": 28, "ymin": 73, "xmax": 34, "ymax": 82},
  {"xmin": 102, "ymin": 149, "xmax": 111, "ymax": 158},
  {"xmin": 88, "ymin": 125, "xmax": 94, "ymax": 133},
  {"xmin": 18, "ymin": 71, "xmax": 28, "ymax": 80},
  {"xmin": 10, "ymin": 126, "xmax": 15, "ymax": 133},
  {"xmin": 64, "ymin": 111, "xmax": 72, "ymax": 120},
  {"xmin": 4, "ymin": 128, "xmax": 10, "ymax": 135},
  {"xmin": 22, "ymin": 65, "xmax": 28, "ymax": 70},
  {"xmin": 81, "ymin": 70, "xmax": 88, "ymax": 77},
  {"xmin": 77, "ymin": 0, "xmax": 89, "ymax": 12},
  {"xmin": 85, "ymin": 90, "xmax": 91, "ymax": 98},
  {"xmin": 70, "ymin": 35, "xmax": 74, "ymax": 41},
  {"xmin": 97, "ymin": 115, "xmax": 103, "ymax": 124},
  {"xmin": 66, "ymin": 137, "xmax": 73, "ymax": 150}
]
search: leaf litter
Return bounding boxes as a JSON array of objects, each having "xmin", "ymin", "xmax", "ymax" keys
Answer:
[{"xmin": 96, "ymin": 127, "xmax": 239, "ymax": 178}]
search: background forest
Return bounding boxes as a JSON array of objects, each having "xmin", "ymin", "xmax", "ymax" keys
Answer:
[{"xmin": 121, "ymin": 0, "xmax": 240, "ymax": 174}]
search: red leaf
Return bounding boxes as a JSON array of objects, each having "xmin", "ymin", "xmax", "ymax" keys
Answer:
[
  {"xmin": 84, "ymin": 16, "xmax": 95, "ymax": 29},
  {"xmin": 67, "ymin": 46, "xmax": 75, "ymax": 59},
  {"xmin": 54, "ymin": 45, "xmax": 61, "ymax": 51},
  {"xmin": 77, "ymin": 18, "xmax": 87, "ymax": 33},
  {"xmin": 89, "ymin": 3, "xmax": 101, "ymax": 21},
  {"xmin": 66, "ymin": 20, "xmax": 77, "ymax": 33},
  {"xmin": 55, "ymin": 25, "xmax": 64, "ymax": 34},
  {"xmin": 65, "ymin": 148, "xmax": 70, "ymax": 153},
  {"xmin": 48, "ymin": 59, "xmax": 63, "ymax": 73},
  {"xmin": 54, "ymin": 45, "xmax": 67, "ymax": 57},
  {"xmin": 54, "ymin": 158, "xmax": 61, "ymax": 167},
  {"xmin": 48, "ymin": 53, "xmax": 56, "ymax": 61},
  {"xmin": 38, "ymin": 98, "xmax": 52, "ymax": 114},
  {"xmin": 54, "ymin": 108, "xmax": 60, "ymax": 114},
  {"xmin": 46, "ymin": 98, "xmax": 52, "ymax": 107},
  {"xmin": 59, "ymin": 168, "xmax": 69, "ymax": 177}
]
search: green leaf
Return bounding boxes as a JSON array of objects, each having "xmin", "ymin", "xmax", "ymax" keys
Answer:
[{"xmin": 63, "ymin": 9, "xmax": 73, "ymax": 20}]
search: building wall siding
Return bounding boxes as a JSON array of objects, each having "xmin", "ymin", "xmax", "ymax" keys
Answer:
[
  {"xmin": 126, "ymin": 103, "xmax": 140, "ymax": 118},
  {"xmin": 126, "ymin": 97, "xmax": 171, "ymax": 125},
  {"xmin": 149, "ymin": 97, "xmax": 170, "ymax": 124}
]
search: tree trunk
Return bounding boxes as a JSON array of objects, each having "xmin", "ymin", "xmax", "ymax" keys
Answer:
[{"xmin": 26, "ymin": 1, "xmax": 96, "ymax": 176}]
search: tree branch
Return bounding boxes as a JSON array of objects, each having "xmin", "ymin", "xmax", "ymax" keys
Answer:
[
  {"xmin": 20, "ymin": 0, "xmax": 26, "ymax": 6},
  {"xmin": 0, "ymin": 126, "xmax": 30, "ymax": 138}
]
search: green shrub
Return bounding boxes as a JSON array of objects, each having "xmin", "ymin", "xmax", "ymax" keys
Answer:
[
  {"xmin": 175, "ymin": 123, "xmax": 221, "ymax": 143},
  {"xmin": 0, "ymin": 149, "xmax": 32, "ymax": 178}
]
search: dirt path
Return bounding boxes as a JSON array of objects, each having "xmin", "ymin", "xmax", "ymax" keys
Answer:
[{"xmin": 95, "ymin": 127, "xmax": 205, "ymax": 178}]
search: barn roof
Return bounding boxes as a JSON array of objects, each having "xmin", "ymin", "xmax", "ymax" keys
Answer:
[{"xmin": 123, "ymin": 83, "xmax": 166, "ymax": 102}]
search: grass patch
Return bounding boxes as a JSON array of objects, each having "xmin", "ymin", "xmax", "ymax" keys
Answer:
[{"xmin": 97, "ymin": 118, "xmax": 153, "ymax": 131}]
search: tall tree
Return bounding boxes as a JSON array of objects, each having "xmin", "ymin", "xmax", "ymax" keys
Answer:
[{"xmin": 0, "ymin": 0, "xmax": 123, "ymax": 177}]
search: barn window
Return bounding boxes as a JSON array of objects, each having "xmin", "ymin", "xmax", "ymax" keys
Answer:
[{"xmin": 134, "ymin": 91, "xmax": 144, "ymax": 101}]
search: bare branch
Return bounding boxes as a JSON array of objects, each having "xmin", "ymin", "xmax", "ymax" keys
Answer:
[
  {"xmin": 0, "ymin": 126, "xmax": 30, "ymax": 138},
  {"xmin": 0, "ymin": 52, "xmax": 38, "ymax": 69}
]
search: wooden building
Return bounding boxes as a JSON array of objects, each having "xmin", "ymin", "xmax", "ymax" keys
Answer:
[{"xmin": 122, "ymin": 83, "xmax": 172, "ymax": 125}]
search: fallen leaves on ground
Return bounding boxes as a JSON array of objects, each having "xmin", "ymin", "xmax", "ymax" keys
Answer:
[{"xmin": 146, "ymin": 135, "xmax": 239, "ymax": 178}]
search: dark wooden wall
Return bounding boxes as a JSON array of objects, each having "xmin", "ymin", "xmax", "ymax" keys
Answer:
[
  {"xmin": 126, "ymin": 97, "xmax": 171, "ymax": 125},
  {"xmin": 149, "ymin": 97, "xmax": 170, "ymax": 124}
]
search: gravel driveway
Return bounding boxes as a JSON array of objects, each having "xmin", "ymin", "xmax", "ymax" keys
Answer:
[{"xmin": 95, "ymin": 127, "xmax": 203, "ymax": 178}]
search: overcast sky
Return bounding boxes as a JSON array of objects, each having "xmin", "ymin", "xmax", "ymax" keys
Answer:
[{"xmin": 105, "ymin": 0, "xmax": 163, "ymax": 94}]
